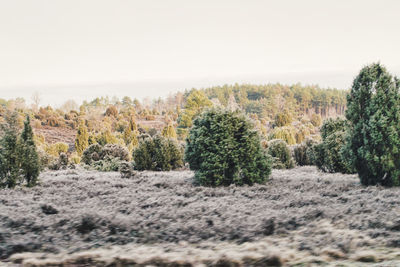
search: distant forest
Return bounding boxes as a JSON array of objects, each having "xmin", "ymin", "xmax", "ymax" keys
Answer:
[{"xmin": 0, "ymin": 83, "xmax": 347, "ymax": 168}]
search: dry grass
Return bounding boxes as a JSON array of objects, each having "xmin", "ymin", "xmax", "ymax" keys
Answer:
[{"xmin": 2, "ymin": 167, "xmax": 400, "ymax": 266}]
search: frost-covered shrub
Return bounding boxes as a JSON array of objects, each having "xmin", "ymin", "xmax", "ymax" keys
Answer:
[
  {"xmin": 267, "ymin": 139, "xmax": 294, "ymax": 169},
  {"xmin": 99, "ymin": 144, "xmax": 130, "ymax": 162},
  {"xmin": 185, "ymin": 109, "xmax": 272, "ymax": 186},
  {"xmin": 293, "ymin": 139, "xmax": 317, "ymax": 166},
  {"xmin": 133, "ymin": 135, "xmax": 183, "ymax": 171},
  {"xmin": 37, "ymin": 147, "xmax": 57, "ymax": 170},
  {"xmin": 49, "ymin": 152, "xmax": 69, "ymax": 170},
  {"xmin": 92, "ymin": 157, "xmax": 127, "ymax": 172},
  {"xmin": 82, "ymin": 143, "xmax": 129, "ymax": 172},
  {"xmin": 119, "ymin": 162, "xmax": 137, "ymax": 178},
  {"xmin": 81, "ymin": 143, "xmax": 102, "ymax": 165}
]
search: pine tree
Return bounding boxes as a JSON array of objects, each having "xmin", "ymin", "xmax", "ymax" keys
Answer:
[
  {"xmin": 345, "ymin": 63, "xmax": 400, "ymax": 186},
  {"xmin": 75, "ymin": 120, "xmax": 89, "ymax": 156},
  {"xmin": 19, "ymin": 115, "xmax": 40, "ymax": 186}
]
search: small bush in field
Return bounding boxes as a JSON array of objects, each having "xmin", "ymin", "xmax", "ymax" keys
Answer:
[
  {"xmin": 49, "ymin": 152, "xmax": 69, "ymax": 170},
  {"xmin": 81, "ymin": 143, "xmax": 129, "ymax": 171},
  {"xmin": 81, "ymin": 143, "xmax": 102, "ymax": 165},
  {"xmin": 293, "ymin": 139, "xmax": 318, "ymax": 166},
  {"xmin": 119, "ymin": 162, "xmax": 137, "ymax": 178},
  {"xmin": 99, "ymin": 144, "xmax": 130, "ymax": 162},
  {"xmin": 92, "ymin": 157, "xmax": 127, "ymax": 172},
  {"xmin": 267, "ymin": 139, "xmax": 294, "ymax": 169},
  {"xmin": 185, "ymin": 109, "xmax": 271, "ymax": 186},
  {"xmin": 133, "ymin": 135, "xmax": 183, "ymax": 171}
]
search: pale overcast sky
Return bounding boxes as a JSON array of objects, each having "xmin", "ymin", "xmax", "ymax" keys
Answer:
[{"xmin": 0, "ymin": 0, "xmax": 399, "ymax": 105}]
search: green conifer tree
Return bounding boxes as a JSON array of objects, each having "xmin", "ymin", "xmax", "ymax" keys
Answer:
[
  {"xmin": 0, "ymin": 112, "xmax": 21, "ymax": 188},
  {"xmin": 345, "ymin": 63, "xmax": 400, "ymax": 186},
  {"xmin": 19, "ymin": 115, "xmax": 40, "ymax": 186}
]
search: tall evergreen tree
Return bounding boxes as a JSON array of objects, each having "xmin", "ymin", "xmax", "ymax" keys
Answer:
[
  {"xmin": 19, "ymin": 115, "xmax": 40, "ymax": 186},
  {"xmin": 0, "ymin": 112, "xmax": 21, "ymax": 188},
  {"xmin": 345, "ymin": 63, "xmax": 400, "ymax": 186}
]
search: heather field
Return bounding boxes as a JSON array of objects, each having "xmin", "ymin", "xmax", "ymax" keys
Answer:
[{"xmin": 1, "ymin": 167, "xmax": 400, "ymax": 266}]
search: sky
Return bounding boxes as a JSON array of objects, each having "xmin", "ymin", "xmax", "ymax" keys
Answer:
[{"xmin": 0, "ymin": 0, "xmax": 399, "ymax": 106}]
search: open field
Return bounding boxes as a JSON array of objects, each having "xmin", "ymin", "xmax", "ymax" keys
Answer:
[{"xmin": 2, "ymin": 167, "xmax": 400, "ymax": 266}]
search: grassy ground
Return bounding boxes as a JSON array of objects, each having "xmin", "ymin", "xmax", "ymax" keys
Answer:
[{"xmin": 2, "ymin": 167, "xmax": 400, "ymax": 266}]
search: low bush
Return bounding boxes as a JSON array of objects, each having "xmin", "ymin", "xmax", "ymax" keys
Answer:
[
  {"xmin": 266, "ymin": 139, "xmax": 294, "ymax": 169},
  {"xmin": 49, "ymin": 152, "xmax": 69, "ymax": 170},
  {"xmin": 99, "ymin": 144, "xmax": 130, "ymax": 162},
  {"xmin": 133, "ymin": 135, "xmax": 183, "ymax": 171},
  {"xmin": 92, "ymin": 157, "xmax": 127, "ymax": 172},
  {"xmin": 82, "ymin": 143, "xmax": 129, "ymax": 171}
]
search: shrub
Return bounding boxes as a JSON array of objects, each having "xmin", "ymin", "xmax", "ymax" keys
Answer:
[
  {"xmin": 49, "ymin": 152, "xmax": 69, "ymax": 170},
  {"xmin": 266, "ymin": 139, "xmax": 294, "ymax": 169},
  {"xmin": 82, "ymin": 143, "xmax": 130, "ymax": 171},
  {"xmin": 345, "ymin": 63, "xmax": 400, "ymax": 186},
  {"xmin": 185, "ymin": 109, "xmax": 272, "ymax": 186},
  {"xmin": 105, "ymin": 106, "xmax": 118, "ymax": 117},
  {"xmin": 274, "ymin": 110, "xmax": 292, "ymax": 127},
  {"xmin": 268, "ymin": 126, "xmax": 296, "ymax": 145},
  {"xmin": 45, "ymin": 142, "xmax": 69, "ymax": 157},
  {"xmin": 293, "ymin": 139, "xmax": 318, "ymax": 166},
  {"xmin": 133, "ymin": 135, "xmax": 183, "ymax": 171},
  {"xmin": 161, "ymin": 123, "xmax": 177, "ymax": 139},
  {"xmin": 99, "ymin": 144, "xmax": 130, "ymax": 162},
  {"xmin": 295, "ymin": 126, "xmax": 310, "ymax": 144},
  {"xmin": 81, "ymin": 143, "xmax": 102, "ymax": 165},
  {"xmin": 119, "ymin": 162, "xmax": 137, "ymax": 178},
  {"xmin": 310, "ymin": 113, "xmax": 322, "ymax": 127},
  {"xmin": 92, "ymin": 157, "xmax": 126, "ymax": 172},
  {"xmin": 314, "ymin": 118, "xmax": 355, "ymax": 174},
  {"xmin": 320, "ymin": 117, "xmax": 347, "ymax": 140}
]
